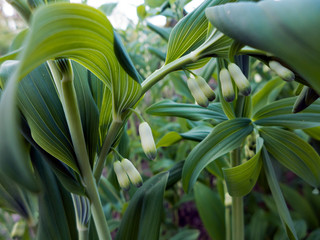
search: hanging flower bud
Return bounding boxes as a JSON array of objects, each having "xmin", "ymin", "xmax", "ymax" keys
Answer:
[
  {"xmin": 269, "ymin": 61, "xmax": 295, "ymax": 82},
  {"xmin": 139, "ymin": 122, "xmax": 157, "ymax": 160},
  {"xmin": 228, "ymin": 63, "xmax": 251, "ymax": 96},
  {"xmin": 194, "ymin": 76, "xmax": 216, "ymax": 101},
  {"xmin": 113, "ymin": 161, "xmax": 130, "ymax": 190},
  {"xmin": 121, "ymin": 158, "xmax": 143, "ymax": 187},
  {"xmin": 219, "ymin": 68, "xmax": 235, "ymax": 102},
  {"xmin": 187, "ymin": 77, "xmax": 209, "ymax": 107}
]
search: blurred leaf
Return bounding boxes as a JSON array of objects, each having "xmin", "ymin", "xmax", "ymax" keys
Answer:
[
  {"xmin": 260, "ymin": 127, "xmax": 320, "ymax": 188},
  {"xmin": 98, "ymin": 2, "xmax": 117, "ymax": 16},
  {"xmin": 205, "ymin": 1, "xmax": 320, "ymax": 94},
  {"xmin": 180, "ymin": 125, "xmax": 212, "ymax": 142},
  {"xmin": 33, "ymin": 148, "xmax": 78, "ymax": 240},
  {"xmin": 137, "ymin": 5, "xmax": 146, "ymax": 20},
  {"xmin": 147, "ymin": 22, "xmax": 171, "ymax": 41},
  {"xmin": 224, "ymin": 137, "xmax": 263, "ymax": 197},
  {"xmin": 248, "ymin": 209, "xmax": 269, "ymax": 240},
  {"xmin": 254, "ymin": 98, "xmax": 320, "ymax": 129},
  {"xmin": 148, "ymin": 46, "xmax": 166, "ymax": 61},
  {"xmin": 252, "ymin": 77, "xmax": 286, "ymax": 114},
  {"xmin": 145, "ymin": 0, "xmax": 166, "ymax": 8},
  {"xmin": 274, "ymin": 220, "xmax": 307, "ymax": 240},
  {"xmin": 182, "ymin": 118, "xmax": 253, "ymax": 192},
  {"xmin": 281, "ymin": 184, "xmax": 319, "ymax": 228},
  {"xmin": 306, "ymin": 229, "xmax": 320, "ymax": 240},
  {"xmin": 166, "ymin": 161, "xmax": 184, "ymax": 190},
  {"xmin": 206, "ymin": 157, "xmax": 229, "ymax": 179},
  {"xmin": 99, "ymin": 177, "xmax": 122, "ymax": 209},
  {"xmin": 169, "ymin": 229, "xmax": 199, "ymax": 240},
  {"xmin": 146, "ymin": 100, "xmax": 227, "ymax": 122},
  {"xmin": 156, "ymin": 131, "xmax": 182, "ymax": 148},
  {"xmin": 115, "ymin": 172, "xmax": 168, "ymax": 240},
  {"xmin": 262, "ymin": 147, "xmax": 298, "ymax": 240},
  {"xmin": 194, "ymin": 182, "xmax": 225, "ymax": 240}
]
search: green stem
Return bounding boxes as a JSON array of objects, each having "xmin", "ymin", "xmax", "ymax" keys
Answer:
[
  {"xmin": 128, "ymin": 108, "xmax": 145, "ymax": 122},
  {"xmin": 231, "ymin": 149, "xmax": 244, "ymax": 240},
  {"xmin": 78, "ymin": 227, "xmax": 89, "ymax": 240},
  {"xmin": 225, "ymin": 206, "xmax": 231, "ymax": 240},
  {"xmin": 56, "ymin": 67, "xmax": 111, "ymax": 240},
  {"xmin": 141, "ymin": 51, "xmax": 199, "ymax": 95},
  {"xmin": 94, "ymin": 119, "xmax": 123, "ymax": 183}
]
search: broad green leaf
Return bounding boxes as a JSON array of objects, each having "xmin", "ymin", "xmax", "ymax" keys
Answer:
[
  {"xmin": 115, "ymin": 172, "xmax": 168, "ymax": 240},
  {"xmin": 252, "ymin": 77, "xmax": 286, "ymax": 114},
  {"xmin": 156, "ymin": 132, "xmax": 182, "ymax": 148},
  {"xmin": 182, "ymin": 118, "xmax": 253, "ymax": 192},
  {"xmin": 9, "ymin": 29, "xmax": 28, "ymax": 51},
  {"xmin": 248, "ymin": 210, "xmax": 269, "ymax": 240},
  {"xmin": 223, "ymin": 137, "xmax": 263, "ymax": 197},
  {"xmin": 205, "ymin": 1, "xmax": 320, "ymax": 94},
  {"xmin": 253, "ymin": 97, "xmax": 320, "ymax": 129},
  {"xmin": 194, "ymin": 182, "xmax": 225, "ymax": 240},
  {"xmin": 206, "ymin": 157, "xmax": 229, "ymax": 179},
  {"xmin": 166, "ymin": 161, "xmax": 184, "ymax": 190},
  {"xmin": 303, "ymin": 126, "xmax": 320, "ymax": 141},
  {"xmin": 145, "ymin": 0, "xmax": 166, "ymax": 8},
  {"xmin": 307, "ymin": 229, "xmax": 320, "ymax": 240},
  {"xmin": 281, "ymin": 184, "xmax": 319, "ymax": 229},
  {"xmin": 165, "ymin": 0, "xmax": 229, "ymax": 64},
  {"xmin": 262, "ymin": 147, "xmax": 298, "ymax": 240},
  {"xmin": 260, "ymin": 127, "xmax": 320, "ymax": 188},
  {"xmin": 33, "ymin": 149, "xmax": 77, "ymax": 240},
  {"xmin": 146, "ymin": 100, "xmax": 227, "ymax": 122},
  {"xmin": 147, "ymin": 22, "xmax": 171, "ymax": 41},
  {"xmin": 169, "ymin": 72, "xmax": 194, "ymax": 102},
  {"xmin": 180, "ymin": 125, "xmax": 212, "ymax": 142},
  {"xmin": 137, "ymin": 5, "xmax": 146, "ymax": 20}
]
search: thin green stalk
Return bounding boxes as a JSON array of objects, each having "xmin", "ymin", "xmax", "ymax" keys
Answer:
[
  {"xmin": 225, "ymin": 206, "xmax": 231, "ymax": 240},
  {"xmin": 94, "ymin": 119, "xmax": 123, "ymax": 183},
  {"xmin": 78, "ymin": 227, "xmax": 89, "ymax": 240},
  {"xmin": 141, "ymin": 51, "xmax": 199, "ymax": 95},
  {"xmin": 48, "ymin": 61, "xmax": 112, "ymax": 240},
  {"xmin": 231, "ymin": 148, "xmax": 244, "ymax": 240}
]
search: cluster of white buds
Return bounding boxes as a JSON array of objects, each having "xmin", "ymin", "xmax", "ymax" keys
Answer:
[
  {"xmin": 219, "ymin": 63, "xmax": 251, "ymax": 102},
  {"xmin": 268, "ymin": 61, "xmax": 295, "ymax": 82},
  {"xmin": 187, "ymin": 75, "xmax": 216, "ymax": 107},
  {"xmin": 113, "ymin": 159, "xmax": 143, "ymax": 190},
  {"xmin": 139, "ymin": 122, "xmax": 157, "ymax": 160}
]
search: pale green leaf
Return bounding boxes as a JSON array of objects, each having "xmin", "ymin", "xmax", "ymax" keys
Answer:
[
  {"xmin": 156, "ymin": 132, "xmax": 182, "ymax": 148},
  {"xmin": 147, "ymin": 22, "xmax": 171, "ymax": 41},
  {"xmin": 115, "ymin": 172, "xmax": 168, "ymax": 240},
  {"xmin": 205, "ymin": 1, "xmax": 320, "ymax": 94},
  {"xmin": 146, "ymin": 100, "xmax": 227, "ymax": 122},
  {"xmin": 223, "ymin": 137, "xmax": 263, "ymax": 197},
  {"xmin": 194, "ymin": 182, "xmax": 225, "ymax": 240},
  {"xmin": 262, "ymin": 147, "xmax": 298, "ymax": 240},
  {"xmin": 260, "ymin": 127, "xmax": 320, "ymax": 187},
  {"xmin": 98, "ymin": 2, "xmax": 117, "ymax": 16},
  {"xmin": 254, "ymin": 97, "xmax": 320, "ymax": 129},
  {"xmin": 182, "ymin": 118, "xmax": 253, "ymax": 192},
  {"xmin": 180, "ymin": 125, "xmax": 212, "ymax": 142}
]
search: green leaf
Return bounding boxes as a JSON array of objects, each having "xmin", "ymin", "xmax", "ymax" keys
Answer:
[
  {"xmin": 253, "ymin": 97, "xmax": 320, "ymax": 129},
  {"xmin": 180, "ymin": 125, "xmax": 212, "ymax": 142},
  {"xmin": 98, "ymin": 2, "xmax": 117, "ymax": 16},
  {"xmin": 252, "ymin": 77, "xmax": 285, "ymax": 114},
  {"xmin": 194, "ymin": 182, "xmax": 225, "ymax": 240},
  {"xmin": 280, "ymin": 184, "xmax": 319, "ymax": 229},
  {"xmin": 165, "ymin": 0, "xmax": 228, "ymax": 64},
  {"xmin": 262, "ymin": 147, "xmax": 298, "ymax": 240},
  {"xmin": 156, "ymin": 131, "xmax": 182, "ymax": 148},
  {"xmin": 248, "ymin": 210, "xmax": 269, "ymax": 240},
  {"xmin": 223, "ymin": 137, "xmax": 263, "ymax": 197},
  {"xmin": 260, "ymin": 127, "xmax": 320, "ymax": 187},
  {"xmin": 169, "ymin": 229, "xmax": 199, "ymax": 240},
  {"xmin": 303, "ymin": 126, "xmax": 320, "ymax": 141},
  {"xmin": 182, "ymin": 118, "xmax": 253, "ymax": 192},
  {"xmin": 32, "ymin": 148, "xmax": 78, "ymax": 240},
  {"xmin": 115, "ymin": 172, "xmax": 168, "ymax": 240},
  {"xmin": 147, "ymin": 22, "xmax": 171, "ymax": 41},
  {"xmin": 205, "ymin": 1, "xmax": 320, "ymax": 94},
  {"xmin": 146, "ymin": 100, "xmax": 227, "ymax": 122},
  {"xmin": 145, "ymin": 0, "xmax": 166, "ymax": 8}
]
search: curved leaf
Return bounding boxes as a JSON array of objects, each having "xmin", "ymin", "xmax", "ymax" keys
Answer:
[
  {"xmin": 182, "ymin": 118, "xmax": 253, "ymax": 192},
  {"xmin": 205, "ymin": 1, "xmax": 320, "ymax": 94},
  {"xmin": 253, "ymin": 97, "xmax": 320, "ymax": 129},
  {"xmin": 223, "ymin": 137, "xmax": 263, "ymax": 197},
  {"xmin": 262, "ymin": 147, "xmax": 297, "ymax": 240},
  {"xmin": 260, "ymin": 127, "xmax": 320, "ymax": 187},
  {"xmin": 156, "ymin": 132, "xmax": 182, "ymax": 148},
  {"xmin": 115, "ymin": 172, "xmax": 168, "ymax": 240},
  {"xmin": 146, "ymin": 100, "xmax": 227, "ymax": 122},
  {"xmin": 194, "ymin": 182, "xmax": 225, "ymax": 240},
  {"xmin": 180, "ymin": 125, "xmax": 212, "ymax": 142}
]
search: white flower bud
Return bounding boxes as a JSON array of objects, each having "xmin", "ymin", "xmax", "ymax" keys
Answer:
[
  {"xmin": 121, "ymin": 158, "xmax": 143, "ymax": 187},
  {"xmin": 219, "ymin": 68, "xmax": 235, "ymax": 102},
  {"xmin": 228, "ymin": 63, "xmax": 251, "ymax": 96},
  {"xmin": 113, "ymin": 161, "xmax": 130, "ymax": 190},
  {"xmin": 194, "ymin": 76, "xmax": 216, "ymax": 101},
  {"xmin": 187, "ymin": 77, "xmax": 209, "ymax": 107},
  {"xmin": 269, "ymin": 61, "xmax": 295, "ymax": 82},
  {"xmin": 139, "ymin": 122, "xmax": 157, "ymax": 160}
]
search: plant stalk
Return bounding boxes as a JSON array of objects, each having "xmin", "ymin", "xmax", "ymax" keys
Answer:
[
  {"xmin": 231, "ymin": 148, "xmax": 244, "ymax": 240},
  {"xmin": 94, "ymin": 119, "xmax": 123, "ymax": 183},
  {"xmin": 49, "ymin": 61, "xmax": 112, "ymax": 240}
]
